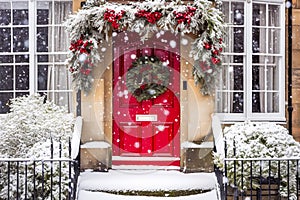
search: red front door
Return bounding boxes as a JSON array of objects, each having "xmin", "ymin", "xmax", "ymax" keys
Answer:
[{"xmin": 112, "ymin": 31, "xmax": 180, "ymax": 167}]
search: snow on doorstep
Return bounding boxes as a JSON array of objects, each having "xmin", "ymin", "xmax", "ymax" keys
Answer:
[
  {"xmin": 80, "ymin": 141, "xmax": 111, "ymax": 148},
  {"xmin": 181, "ymin": 141, "xmax": 214, "ymax": 149},
  {"xmin": 77, "ymin": 189, "xmax": 219, "ymax": 200},
  {"xmin": 112, "ymin": 165, "xmax": 180, "ymax": 170},
  {"xmin": 112, "ymin": 156, "xmax": 180, "ymax": 161},
  {"xmin": 78, "ymin": 170, "xmax": 217, "ymax": 192}
]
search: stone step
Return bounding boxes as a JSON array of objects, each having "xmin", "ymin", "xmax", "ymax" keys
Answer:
[{"xmin": 77, "ymin": 170, "xmax": 220, "ymax": 199}]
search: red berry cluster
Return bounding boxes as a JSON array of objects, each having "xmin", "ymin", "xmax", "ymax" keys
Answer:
[
  {"xmin": 199, "ymin": 61, "xmax": 211, "ymax": 72},
  {"xmin": 203, "ymin": 38, "xmax": 223, "ymax": 65},
  {"xmin": 103, "ymin": 9, "xmax": 126, "ymax": 29},
  {"xmin": 69, "ymin": 57, "xmax": 94, "ymax": 74},
  {"xmin": 69, "ymin": 38, "xmax": 93, "ymax": 54},
  {"xmin": 69, "ymin": 37, "xmax": 95, "ymax": 74},
  {"xmin": 135, "ymin": 10, "xmax": 162, "ymax": 24},
  {"xmin": 80, "ymin": 68, "xmax": 92, "ymax": 75},
  {"xmin": 173, "ymin": 6, "xmax": 196, "ymax": 25}
]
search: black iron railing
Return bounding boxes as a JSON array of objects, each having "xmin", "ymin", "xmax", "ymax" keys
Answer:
[
  {"xmin": 220, "ymin": 157, "xmax": 300, "ymax": 200},
  {"xmin": 0, "ymin": 138, "xmax": 80, "ymax": 200},
  {"xmin": 215, "ymin": 139, "xmax": 300, "ymax": 200}
]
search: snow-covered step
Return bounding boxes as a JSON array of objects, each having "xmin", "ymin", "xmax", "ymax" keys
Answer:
[
  {"xmin": 77, "ymin": 189, "xmax": 219, "ymax": 200},
  {"xmin": 77, "ymin": 170, "xmax": 219, "ymax": 200}
]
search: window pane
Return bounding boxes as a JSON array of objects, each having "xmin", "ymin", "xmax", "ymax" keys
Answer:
[
  {"xmin": 54, "ymin": 65, "xmax": 71, "ymax": 90},
  {"xmin": 219, "ymin": 65, "xmax": 234, "ymax": 90},
  {"xmin": 37, "ymin": 9, "xmax": 49, "ymax": 25},
  {"xmin": 252, "ymin": 92, "xmax": 279, "ymax": 113},
  {"xmin": 233, "ymin": 4, "xmax": 244, "ymax": 25},
  {"xmin": 221, "ymin": 1, "xmax": 245, "ymax": 25},
  {"xmin": 16, "ymin": 92, "xmax": 29, "ymax": 98},
  {"xmin": 37, "ymin": 1, "xmax": 50, "ymax": 25},
  {"xmin": 54, "ymin": 54, "xmax": 67, "ymax": 62},
  {"xmin": 232, "ymin": 92, "xmax": 244, "ymax": 113},
  {"xmin": 233, "ymin": 27, "xmax": 244, "ymax": 53},
  {"xmin": 0, "ymin": 28, "xmax": 11, "ymax": 52},
  {"xmin": 252, "ymin": 28, "xmax": 266, "ymax": 53},
  {"xmin": 15, "ymin": 54, "xmax": 29, "ymax": 63},
  {"xmin": 252, "ymin": 92, "xmax": 261, "ymax": 112},
  {"xmin": 47, "ymin": 92, "xmax": 73, "ymax": 111},
  {"xmin": 53, "ymin": 1, "xmax": 72, "ymax": 24},
  {"xmin": 266, "ymin": 65, "xmax": 279, "ymax": 91},
  {"xmin": 0, "ymin": 5, "xmax": 11, "ymax": 25},
  {"xmin": 0, "ymin": 66, "xmax": 13, "ymax": 90},
  {"xmin": 216, "ymin": 92, "xmax": 229, "ymax": 113},
  {"xmin": 252, "ymin": 56, "xmax": 280, "ymax": 91},
  {"xmin": 252, "ymin": 65, "xmax": 263, "ymax": 90},
  {"xmin": 54, "ymin": 26, "xmax": 69, "ymax": 51},
  {"xmin": 37, "ymin": 27, "xmax": 49, "ymax": 52},
  {"xmin": 13, "ymin": 27, "xmax": 29, "ymax": 52},
  {"xmin": 269, "ymin": 5, "xmax": 281, "ymax": 27},
  {"xmin": 267, "ymin": 92, "xmax": 279, "ymax": 113},
  {"xmin": 13, "ymin": 8, "xmax": 28, "ymax": 25},
  {"xmin": 15, "ymin": 65, "xmax": 29, "ymax": 90},
  {"xmin": 233, "ymin": 66, "xmax": 243, "ymax": 90},
  {"xmin": 0, "ymin": 55, "xmax": 13, "ymax": 63},
  {"xmin": 253, "ymin": 4, "xmax": 266, "ymax": 26},
  {"xmin": 38, "ymin": 55, "xmax": 49, "ymax": 63},
  {"xmin": 268, "ymin": 28, "xmax": 280, "ymax": 54},
  {"xmin": 223, "ymin": 27, "xmax": 230, "ymax": 52},
  {"xmin": 0, "ymin": 92, "xmax": 13, "ymax": 113},
  {"xmin": 38, "ymin": 65, "xmax": 49, "ymax": 90}
]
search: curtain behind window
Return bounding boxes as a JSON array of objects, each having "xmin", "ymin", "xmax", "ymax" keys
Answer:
[{"xmin": 47, "ymin": 1, "xmax": 72, "ymax": 110}]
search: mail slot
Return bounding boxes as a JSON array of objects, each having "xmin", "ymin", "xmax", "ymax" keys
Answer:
[{"xmin": 136, "ymin": 114, "xmax": 158, "ymax": 122}]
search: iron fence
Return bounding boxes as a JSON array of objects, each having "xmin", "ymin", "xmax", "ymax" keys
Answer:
[
  {"xmin": 215, "ymin": 139, "xmax": 300, "ymax": 200},
  {"xmin": 220, "ymin": 157, "xmax": 300, "ymax": 200},
  {"xmin": 0, "ymin": 138, "xmax": 80, "ymax": 200}
]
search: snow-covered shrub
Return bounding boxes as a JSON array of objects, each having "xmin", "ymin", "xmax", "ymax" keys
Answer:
[
  {"xmin": 0, "ymin": 94, "xmax": 74, "ymax": 157},
  {"xmin": 0, "ymin": 94, "xmax": 75, "ymax": 200},
  {"xmin": 214, "ymin": 122, "xmax": 300, "ymax": 199}
]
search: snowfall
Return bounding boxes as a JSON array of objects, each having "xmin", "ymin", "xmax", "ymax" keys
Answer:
[{"xmin": 77, "ymin": 170, "xmax": 220, "ymax": 200}]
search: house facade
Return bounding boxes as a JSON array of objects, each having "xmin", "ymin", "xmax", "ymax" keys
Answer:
[{"xmin": 0, "ymin": 0, "xmax": 299, "ymax": 171}]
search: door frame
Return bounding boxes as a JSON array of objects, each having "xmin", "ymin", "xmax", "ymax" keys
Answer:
[{"xmin": 111, "ymin": 31, "xmax": 182, "ymax": 168}]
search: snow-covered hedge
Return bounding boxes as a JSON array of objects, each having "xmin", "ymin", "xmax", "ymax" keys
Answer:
[
  {"xmin": 0, "ymin": 94, "xmax": 75, "ymax": 199},
  {"xmin": 214, "ymin": 122, "xmax": 300, "ymax": 199}
]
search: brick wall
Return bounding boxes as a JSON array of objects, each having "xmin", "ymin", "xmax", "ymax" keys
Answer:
[{"xmin": 291, "ymin": 6, "xmax": 300, "ymax": 141}]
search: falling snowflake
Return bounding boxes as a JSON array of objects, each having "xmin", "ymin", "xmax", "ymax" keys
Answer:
[
  {"xmin": 157, "ymin": 125, "xmax": 165, "ymax": 131},
  {"xmin": 134, "ymin": 142, "xmax": 140, "ymax": 148},
  {"xmin": 79, "ymin": 54, "xmax": 87, "ymax": 63},
  {"xmin": 112, "ymin": 32, "xmax": 118, "ymax": 37},
  {"xmin": 169, "ymin": 40, "xmax": 177, "ymax": 48},
  {"xmin": 117, "ymin": 91, "xmax": 123, "ymax": 97},
  {"xmin": 181, "ymin": 38, "xmax": 188, "ymax": 45},
  {"xmin": 147, "ymin": 89, "xmax": 156, "ymax": 95},
  {"xmin": 163, "ymin": 110, "xmax": 170, "ymax": 116},
  {"xmin": 130, "ymin": 54, "xmax": 136, "ymax": 59}
]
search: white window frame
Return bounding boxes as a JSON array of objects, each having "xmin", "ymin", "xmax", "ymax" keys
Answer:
[
  {"xmin": 216, "ymin": 0, "xmax": 286, "ymax": 122},
  {"xmin": 0, "ymin": 0, "xmax": 73, "ymax": 114}
]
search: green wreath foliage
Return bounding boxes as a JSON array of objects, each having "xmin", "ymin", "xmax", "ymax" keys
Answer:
[{"xmin": 126, "ymin": 55, "xmax": 170, "ymax": 102}]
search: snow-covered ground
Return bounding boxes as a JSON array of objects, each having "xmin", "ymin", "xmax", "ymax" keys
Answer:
[{"xmin": 77, "ymin": 170, "xmax": 219, "ymax": 200}]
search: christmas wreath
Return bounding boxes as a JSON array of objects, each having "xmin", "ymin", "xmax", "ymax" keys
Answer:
[{"xmin": 126, "ymin": 55, "xmax": 170, "ymax": 102}]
